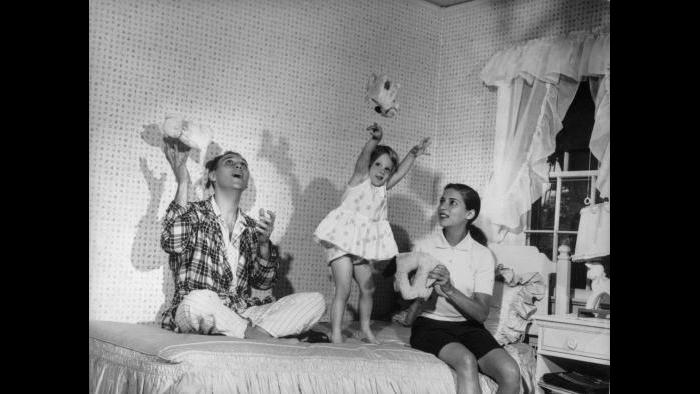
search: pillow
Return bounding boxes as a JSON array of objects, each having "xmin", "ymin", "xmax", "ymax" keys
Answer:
[
  {"xmin": 492, "ymin": 284, "xmax": 527, "ymax": 345},
  {"xmin": 490, "ymin": 266, "xmax": 546, "ymax": 345}
]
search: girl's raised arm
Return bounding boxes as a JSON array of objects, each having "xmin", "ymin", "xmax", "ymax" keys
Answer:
[
  {"xmin": 348, "ymin": 123, "xmax": 383, "ymax": 186},
  {"xmin": 386, "ymin": 137, "xmax": 431, "ymax": 190}
]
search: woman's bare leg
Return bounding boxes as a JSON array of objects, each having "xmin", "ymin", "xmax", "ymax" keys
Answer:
[
  {"xmin": 478, "ymin": 348, "xmax": 521, "ymax": 394},
  {"xmin": 438, "ymin": 342, "xmax": 481, "ymax": 394}
]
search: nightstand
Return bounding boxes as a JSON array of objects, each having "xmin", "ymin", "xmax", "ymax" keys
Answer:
[{"xmin": 532, "ymin": 314, "xmax": 610, "ymax": 394}]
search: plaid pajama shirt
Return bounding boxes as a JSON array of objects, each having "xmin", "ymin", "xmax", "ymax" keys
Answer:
[{"xmin": 159, "ymin": 197, "xmax": 279, "ymax": 331}]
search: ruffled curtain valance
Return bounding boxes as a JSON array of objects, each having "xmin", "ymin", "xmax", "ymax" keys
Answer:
[
  {"xmin": 481, "ymin": 30, "xmax": 609, "ymax": 86},
  {"xmin": 479, "ymin": 31, "xmax": 610, "ymax": 241}
]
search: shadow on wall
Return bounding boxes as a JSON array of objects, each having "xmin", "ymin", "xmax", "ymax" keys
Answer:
[
  {"xmin": 388, "ymin": 194, "xmax": 435, "ymax": 247},
  {"xmin": 129, "ymin": 155, "xmax": 179, "ymax": 324},
  {"xmin": 132, "ymin": 125, "xmax": 176, "ymax": 322},
  {"xmin": 379, "ymin": 194, "xmax": 438, "ymax": 319},
  {"xmin": 131, "ymin": 157, "xmax": 167, "ymax": 272},
  {"xmin": 406, "ymin": 163, "xmax": 443, "ymax": 208},
  {"xmin": 256, "ymin": 130, "xmax": 344, "ymax": 300},
  {"xmin": 404, "ymin": 162, "xmax": 443, "ymax": 237}
]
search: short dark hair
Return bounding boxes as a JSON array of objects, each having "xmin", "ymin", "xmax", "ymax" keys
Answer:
[
  {"xmin": 369, "ymin": 145, "xmax": 399, "ymax": 174},
  {"xmin": 204, "ymin": 151, "xmax": 242, "ymax": 189}
]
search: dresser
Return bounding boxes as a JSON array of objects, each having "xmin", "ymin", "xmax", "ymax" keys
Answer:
[{"xmin": 532, "ymin": 314, "xmax": 610, "ymax": 394}]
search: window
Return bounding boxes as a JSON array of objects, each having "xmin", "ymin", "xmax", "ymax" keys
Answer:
[{"xmin": 524, "ymin": 80, "xmax": 609, "ymax": 311}]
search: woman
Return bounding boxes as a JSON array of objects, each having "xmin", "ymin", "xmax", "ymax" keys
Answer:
[{"xmin": 410, "ymin": 183, "xmax": 521, "ymax": 394}]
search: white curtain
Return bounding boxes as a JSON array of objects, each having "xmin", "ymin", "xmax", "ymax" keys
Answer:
[
  {"xmin": 479, "ymin": 31, "xmax": 610, "ymax": 241},
  {"xmin": 588, "ymin": 73, "xmax": 610, "ymax": 199}
]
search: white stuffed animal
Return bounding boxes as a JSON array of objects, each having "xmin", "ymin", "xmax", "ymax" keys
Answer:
[
  {"xmin": 366, "ymin": 73, "xmax": 400, "ymax": 118},
  {"xmin": 584, "ymin": 262, "xmax": 610, "ymax": 310},
  {"xmin": 394, "ymin": 252, "xmax": 442, "ymax": 300},
  {"xmin": 162, "ymin": 114, "xmax": 213, "ymax": 153}
]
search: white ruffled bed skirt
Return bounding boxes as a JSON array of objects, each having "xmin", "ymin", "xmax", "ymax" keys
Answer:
[
  {"xmin": 89, "ymin": 339, "xmax": 183, "ymax": 394},
  {"xmin": 90, "ymin": 320, "xmax": 536, "ymax": 394},
  {"xmin": 90, "ymin": 337, "xmax": 456, "ymax": 394}
]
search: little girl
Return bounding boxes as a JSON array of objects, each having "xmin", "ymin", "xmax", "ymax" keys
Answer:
[{"xmin": 314, "ymin": 123, "xmax": 431, "ymax": 344}]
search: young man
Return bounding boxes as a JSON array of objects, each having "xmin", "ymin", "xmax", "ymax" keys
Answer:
[{"xmin": 159, "ymin": 138, "xmax": 325, "ymax": 340}]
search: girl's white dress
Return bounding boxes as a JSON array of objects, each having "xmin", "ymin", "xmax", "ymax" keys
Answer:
[{"xmin": 313, "ymin": 178, "xmax": 399, "ymax": 262}]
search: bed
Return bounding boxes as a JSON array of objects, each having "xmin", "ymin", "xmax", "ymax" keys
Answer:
[{"xmin": 89, "ymin": 245, "xmax": 554, "ymax": 394}]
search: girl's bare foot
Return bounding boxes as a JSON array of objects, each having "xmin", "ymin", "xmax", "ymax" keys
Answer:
[
  {"xmin": 331, "ymin": 332, "xmax": 344, "ymax": 344},
  {"xmin": 357, "ymin": 329, "xmax": 380, "ymax": 344}
]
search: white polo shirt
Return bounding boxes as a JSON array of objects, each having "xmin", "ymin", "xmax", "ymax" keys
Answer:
[{"xmin": 413, "ymin": 229, "xmax": 495, "ymax": 322}]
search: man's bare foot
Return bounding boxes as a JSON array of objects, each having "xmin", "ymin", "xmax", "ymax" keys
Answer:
[
  {"xmin": 244, "ymin": 324, "xmax": 274, "ymax": 339},
  {"xmin": 244, "ymin": 325, "xmax": 300, "ymax": 343}
]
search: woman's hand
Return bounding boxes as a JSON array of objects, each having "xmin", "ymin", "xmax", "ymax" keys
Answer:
[
  {"xmin": 428, "ymin": 264, "xmax": 455, "ymax": 298},
  {"xmin": 367, "ymin": 123, "xmax": 383, "ymax": 141},
  {"xmin": 163, "ymin": 137, "xmax": 191, "ymax": 184},
  {"xmin": 410, "ymin": 137, "xmax": 432, "ymax": 157}
]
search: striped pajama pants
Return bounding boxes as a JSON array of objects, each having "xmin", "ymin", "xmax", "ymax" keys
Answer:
[{"xmin": 174, "ymin": 289, "xmax": 326, "ymax": 338}]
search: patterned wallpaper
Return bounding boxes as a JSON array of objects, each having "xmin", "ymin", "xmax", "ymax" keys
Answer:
[
  {"xmin": 89, "ymin": 0, "xmax": 441, "ymax": 323},
  {"xmin": 88, "ymin": 0, "xmax": 609, "ymax": 324}
]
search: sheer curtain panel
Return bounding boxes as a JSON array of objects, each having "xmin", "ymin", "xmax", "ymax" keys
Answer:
[{"xmin": 479, "ymin": 31, "xmax": 610, "ymax": 241}]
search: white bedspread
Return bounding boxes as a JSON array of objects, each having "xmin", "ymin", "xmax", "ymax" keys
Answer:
[{"xmin": 90, "ymin": 320, "xmax": 456, "ymax": 394}]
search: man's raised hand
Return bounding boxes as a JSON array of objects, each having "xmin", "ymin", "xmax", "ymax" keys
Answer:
[{"xmin": 163, "ymin": 137, "xmax": 191, "ymax": 184}]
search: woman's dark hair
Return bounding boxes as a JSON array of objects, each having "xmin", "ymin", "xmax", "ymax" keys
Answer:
[
  {"xmin": 444, "ymin": 183, "xmax": 487, "ymax": 246},
  {"xmin": 468, "ymin": 224, "xmax": 488, "ymax": 247},
  {"xmin": 204, "ymin": 150, "xmax": 239, "ymax": 189},
  {"xmin": 369, "ymin": 145, "xmax": 399, "ymax": 174}
]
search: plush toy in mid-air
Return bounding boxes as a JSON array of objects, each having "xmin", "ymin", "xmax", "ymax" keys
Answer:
[
  {"xmin": 366, "ymin": 73, "xmax": 399, "ymax": 118},
  {"xmin": 161, "ymin": 114, "xmax": 213, "ymax": 156},
  {"xmin": 393, "ymin": 252, "xmax": 442, "ymax": 300}
]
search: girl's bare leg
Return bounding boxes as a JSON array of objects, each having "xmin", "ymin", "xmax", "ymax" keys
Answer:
[
  {"xmin": 330, "ymin": 256, "xmax": 353, "ymax": 343},
  {"xmin": 353, "ymin": 262, "xmax": 380, "ymax": 344}
]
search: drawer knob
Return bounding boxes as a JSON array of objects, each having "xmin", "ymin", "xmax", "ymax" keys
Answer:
[{"xmin": 566, "ymin": 338, "xmax": 578, "ymax": 350}]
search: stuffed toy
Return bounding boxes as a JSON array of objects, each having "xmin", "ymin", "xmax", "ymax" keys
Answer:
[
  {"xmin": 393, "ymin": 252, "xmax": 442, "ymax": 300},
  {"xmin": 584, "ymin": 262, "xmax": 610, "ymax": 310},
  {"xmin": 366, "ymin": 73, "xmax": 399, "ymax": 118},
  {"xmin": 161, "ymin": 114, "xmax": 213, "ymax": 154}
]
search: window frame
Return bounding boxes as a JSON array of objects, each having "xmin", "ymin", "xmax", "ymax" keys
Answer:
[{"xmin": 524, "ymin": 152, "xmax": 598, "ymax": 264}]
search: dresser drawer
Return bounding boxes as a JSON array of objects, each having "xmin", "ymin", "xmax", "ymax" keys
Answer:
[{"xmin": 540, "ymin": 325, "xmax": 609, "ymax": 360}]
